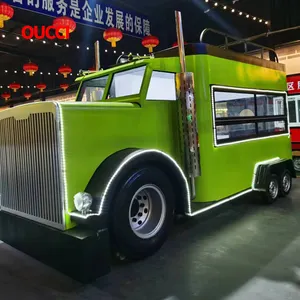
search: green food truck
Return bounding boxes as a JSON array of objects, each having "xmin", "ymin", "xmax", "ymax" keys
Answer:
[{"xmin": 0, "ymin": 12, "xmax": 295, "ymax": 282}]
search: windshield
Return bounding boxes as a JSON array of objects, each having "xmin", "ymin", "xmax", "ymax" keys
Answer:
[{"xmin": 79, "ymin": 76, "xmax": 108, "ymax": 102}]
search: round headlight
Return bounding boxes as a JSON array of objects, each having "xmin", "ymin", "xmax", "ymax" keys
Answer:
[{"xmin": 74, "ymin": 192, "xmax": 93, "ymax": 213}]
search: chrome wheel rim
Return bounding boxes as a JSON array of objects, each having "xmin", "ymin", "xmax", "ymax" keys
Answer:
[
  {"xmin": 129, "ymin": 184, "xmax": 166, "ymax": 239},
  {"xmin": 293, "ymin": 158, "xmax": 300, "ymax": 172},
  {"xmin": 282, "ymin": 173, "xmax": 291, "ymax": 193},
  {"xmin": 269, "ymin": 179, "xmax": 279, "ymax": 199}
]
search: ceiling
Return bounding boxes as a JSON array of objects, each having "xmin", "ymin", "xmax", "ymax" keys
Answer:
[{"xmin": 0, "ymin": 0, "xmax": 298, "ymax": 106}]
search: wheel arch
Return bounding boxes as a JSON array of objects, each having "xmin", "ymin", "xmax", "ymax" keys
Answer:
[
  {"xmin": 253, "ymin": 158, "xmax": 296, "ymax": 191},
  {"xmin": 83, "ymin": 148, "xmax": 190, "ymax": 219}
]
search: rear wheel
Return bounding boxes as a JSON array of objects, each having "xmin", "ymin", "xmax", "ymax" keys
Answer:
[
  {"xmin": 110, "ymin": 166, "xmax": 174, "ymax": 260},
  {"xmin": 293, "ymin": 157, "xmax": 300, "ymax": 172},
  {"xmin": 279, "ymin": 170, "xmax": 292, "ymax": 197},
  {"xmin": 262, "ymin": 174, "xmax": 279, "ymax": 204}
]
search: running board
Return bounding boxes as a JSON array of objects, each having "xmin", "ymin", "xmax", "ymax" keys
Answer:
[{"xmin": 186, "ymin": 189, "xmax": 253, "ymax": 217}]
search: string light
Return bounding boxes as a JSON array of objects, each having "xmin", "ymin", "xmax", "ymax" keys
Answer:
[{"xmin": 204, "ymin": 0, "xmax": 269, "ymax": 25}]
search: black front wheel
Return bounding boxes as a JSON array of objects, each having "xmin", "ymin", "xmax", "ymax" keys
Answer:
[{"xmin": 110, "ymin": 166, "xmax": 175, "ymax": 260}]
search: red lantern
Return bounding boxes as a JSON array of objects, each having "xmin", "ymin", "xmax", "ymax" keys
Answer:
[
  {"xmin": 103, "ymin": 28, "xmax": 123, "ymax": 48},
  {"xmin": 172, "ymin": 41, "xmax": 188, "ymax": 47},
  {"xmin": 23, "ymin": 61, "xmax": 38, "ymax": 76},
  {"xmin": 9, "ymin": 82, "xmax": 21, "ymax": 92},
  {"xmin": 53, "ymin": 16, "xmax": 76, "ymax": 39},
  {"xmin": 36, "ymin": 83, "xmax": 46, "ymax": 92},
  {"xmin": 0, "ymin": 2, "xmax": 14, "ymax": 29},
  {"xmin": 60, "ymin": 83, "xmax": 69, "ymax": 92},
  {"xmin": 58, "ymin": 64, "xmax": 72, "ymax": 78},
  {"xmin": 1, "ymin": 92, "xmax": 10, "ymax": 101},
  {"xmin": 142, "ymin": 35, "xmax": 159, "ymax": 53},
  {"xmin": 23, "ymin": 92, "xmax": 32, "ymax": 100}
]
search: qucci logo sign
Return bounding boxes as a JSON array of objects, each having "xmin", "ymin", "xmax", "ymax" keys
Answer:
[{"xmin": 21, "ymin": 25, "xmax": 70, "ymax": 40}]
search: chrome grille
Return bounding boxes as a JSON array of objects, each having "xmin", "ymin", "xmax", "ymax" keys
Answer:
[{"xmin": 0, "ymin": 112, "xmax": 64, "ymax": 229}]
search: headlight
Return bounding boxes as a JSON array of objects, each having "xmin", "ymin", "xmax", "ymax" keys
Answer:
[{"xmin": 74, "ymin": 192, "xmax": 93, "ymax": 214}]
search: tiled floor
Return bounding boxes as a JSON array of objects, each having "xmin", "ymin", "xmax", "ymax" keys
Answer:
[{"xmin": 1, "ymin": 180, "xmax": 300, "ymax": 299}]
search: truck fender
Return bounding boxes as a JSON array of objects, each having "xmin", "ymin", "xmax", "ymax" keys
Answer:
[
  {"xmin": 252, "ymin": 158, "xmax": 296, "ymax": 191},
  {"xmin": 84, "ymin": 148, "xmax": 190, "ymax": 220}
]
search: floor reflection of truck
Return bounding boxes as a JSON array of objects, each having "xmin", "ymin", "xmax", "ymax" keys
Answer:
[{"xmin": 0, "ymin": 12, "xmax": 295, "ymax": 282}]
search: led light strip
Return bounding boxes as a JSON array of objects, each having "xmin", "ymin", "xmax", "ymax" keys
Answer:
[
  {"xmin": 211, "ymin": 85, "xmax": 289, "ymax": 148},
  {"xmin": 204, "ymin": 0, "xmax": 269, "ymax": 25},
  {"xmin": 55, "ymin": 102, "xmax": 69, "ymax": 227},
  {"xmin": 69, "ymin": 149, "xmax": 192, "ymax": 219}
]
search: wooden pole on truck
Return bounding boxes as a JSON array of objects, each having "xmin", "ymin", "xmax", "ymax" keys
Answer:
[{"xmin": 94, "ymin": 40, "xmax": 100, "ymax": 71}]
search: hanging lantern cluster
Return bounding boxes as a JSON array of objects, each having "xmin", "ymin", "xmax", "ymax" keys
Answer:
[
  {"xmin": 23, "ymin": 61, "xmax": 39, "ymax": 76},
  {"xmin": 1, "ymin": 92, "xmax": 10, "ymax": 101},
  {"xmin": 0, "ymin": 2, "xmax": 14, "ymax": 29},
  {"xmin": 60, "ymin": 83, "xmax": 69, "ymax": 92},
  {"xmin": 9, "ymin": 82, "xmax": 21, "ymax": 92},
  {"xmin": 103, "ymin": 28, "xmax": 123, "ymax": 48},
  {"xmin": 53, "ymin": 16, "xmax": 76, "ymax": 39},
  {"xmin": 142, "ymin": 35, "xmax": 159, "ymax": 53},
  {"xmin": 58, "ymin": 64, "xmax": 72, "ymax": 78}
]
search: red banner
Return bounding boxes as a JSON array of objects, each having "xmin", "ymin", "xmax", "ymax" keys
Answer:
[{"xmin": 287, "ymin": 75, "xmax": 300, "ymax": 95}]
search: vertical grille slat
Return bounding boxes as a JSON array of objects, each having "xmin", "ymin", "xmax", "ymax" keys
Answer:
[{"xmin": 0, "ymin": 112, "xmax": 64, "ymax": 229}]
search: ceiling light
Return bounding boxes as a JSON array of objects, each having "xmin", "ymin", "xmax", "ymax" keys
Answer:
[
  {"xmin": 246, "ymin": 14, "xmax": 249, "ymax": 18},
  {"xmin": 27, "ymin": 86, "xmax": 30, "ymax": 88},
  {"xmin": 21, "ymin": 86, "xmax": 23, "ymax": 88},
  {"xmin": 16, "ymin": 36, "xmax": 20, "ymax": 40},
  {"xmin": 223, "ymin": 6, "xmax": 227, "ymax": 9},
  {"xmin": 70, "ymin": 73, "xmax": 73, "ymax": 75},
  {"xmin": 253, "ymin": 17, "xmax": 257, "ymax": 20},
  {"xmin": 259, "ymin": 19, "xmax": 262, "ymax": 22},
  {"xmin": 239, "ymin": 12, "xmax": 242, "ymax": 15},
  {"xmin": 105, "ymin": 49, "xmax": 108, "ymax": 52},
  {"xmin": 205, "ymin": 0, "xmax": 208, "ymax": 2},
  {"xmin": 48, "ymin": 72, "xmax": 51, "ymax": 75},
  {"xmin": 77, "ymin": 45, "xmax": 80, "ymax": 49},
  {"xmin": 43, "ymin": 40, "xmax": 46, "ymax": 44},
  {"xmin": 87, "ymin": 47, "xmax": 89, "ymax": 50},
  {"xmin": 14, "ymin": 70, "xmax": 17, "ymax": 73},
  {"xmin": 265, "ymin": 21, "xmax": 268, "ymax": 25},
  {"xmin": 30, "ymin": 39, "xmax": 33, "ymax": 42},
  {"xmin": 231, "ymin": 9, "xmax": 235, "ymax": 12},
  {"xmin": 55, "ymin": 42, "xmax": 58, "ymax": 46},
  {"xmin": 56, "ymin": 73, "xmax": 58, "ymax": 75},
  {"xmin": 2, "ymin": 34, "xmax": 5, "ymax": 38},
  {"xmin": 66, "ymin": 44, "xmax": 69, "ymax": 47},
  {"xmin": 23, "ymin": 71, "xmax": 26, "ymax": 74},
  {"xmin": 114, "ymin": 50, "xmax": 116, "ymax": 53},
  {"xmin": 214, "ymin": 2, "xmax": 218, "ymax": 6},
  {"xmin": 40, "ymin": 72, "xmax": 43, "ymax": 74},
  {"xmin": 5, "ymin": 70, "xmax": 7, "ymax": 73}
]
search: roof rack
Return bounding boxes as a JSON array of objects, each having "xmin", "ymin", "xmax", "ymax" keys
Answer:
[
  {"xmin": 115, "ymin": 53, "xmax": 154, "ymax": 65},
  {"xmin": 200, "ymin": 28, "xmax": 279, "ymax": 62}
]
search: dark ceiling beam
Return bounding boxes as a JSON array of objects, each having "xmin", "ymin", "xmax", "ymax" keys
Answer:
[{"xmin": 0, "ymin": 43, "xmax": 58, "ymax": 65}]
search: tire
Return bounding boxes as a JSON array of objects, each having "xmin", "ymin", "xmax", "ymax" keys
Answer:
[
  {"xmin": 279, "ymin": 169, "xmax": 292, "ymax": 197},
  {"xmin": 262, "ymin": 174, "xmax": 279, "ymax": 204},
  {"xmin": 110, "ymin": 166, "xmax": 174, "ymax": 261},
  {"xmin": 293, "ymin": 157, "xmax": 300, "ymax": 172}
]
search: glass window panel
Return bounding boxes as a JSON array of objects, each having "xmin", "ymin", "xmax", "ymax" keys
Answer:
[
  {"xmin": 108, "ymin": 66, "xmax": 146, "ymax": 98},
  {"xmin": 146, "ymin": 72, "xmax": 176, "ymax": 101},
  {"xmin": 258, "ymin": 121, "xmax": 286, "ymax": 135},
  {"xmin": 256, "ymin": 95, "xmax": 285, "ymax": 116},
  {"xmin": 288, "ymin": 100, "xmax": 297, "ymax": 123},
  {"xmin": 216, "ymin": 123, "xmax": 256, "ymax": 141},
  {"xmin": 80, "ymin": 76, "xmax": 108, "ymax": 102},
  {"xmin": 214, "ymin": 91, "xmax": 255, "ymax": 118}
]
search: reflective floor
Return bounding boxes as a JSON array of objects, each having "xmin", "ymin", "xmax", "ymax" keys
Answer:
[{"xmin": 1, "ymin": 180, "xmax": 300, "ymax": 300}]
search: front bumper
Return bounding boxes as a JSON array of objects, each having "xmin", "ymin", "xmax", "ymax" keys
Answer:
[{"xmin": 0, "ymin": 211, "xmax": 111, "ymax": 283}]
